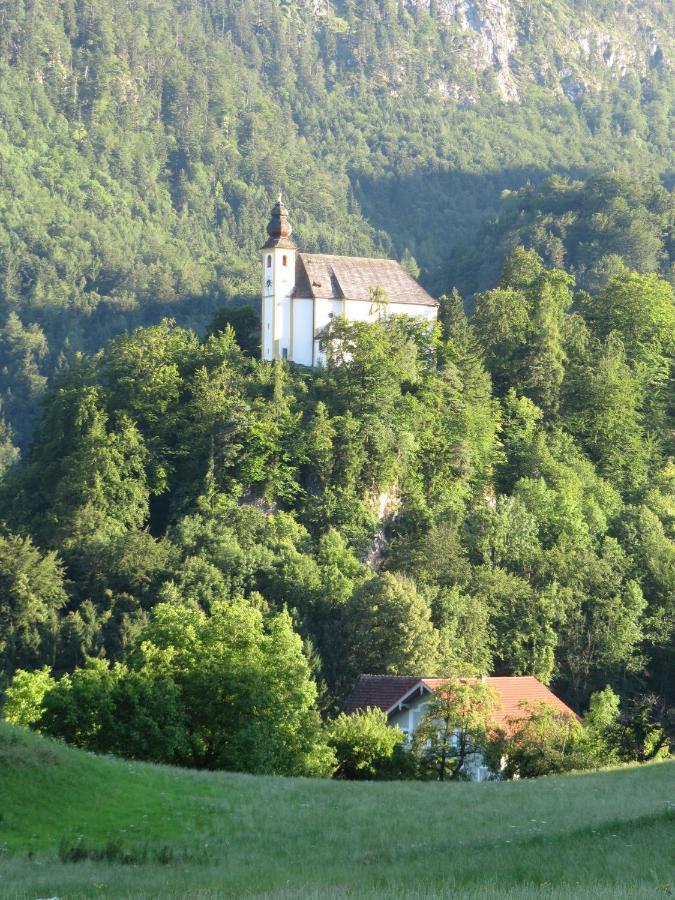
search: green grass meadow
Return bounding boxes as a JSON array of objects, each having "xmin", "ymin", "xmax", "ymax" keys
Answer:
[{"xmin": 0, "ymin": 722, "xmax": 673, "ymax": 899}]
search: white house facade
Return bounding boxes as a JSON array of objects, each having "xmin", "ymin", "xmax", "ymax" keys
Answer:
[{"xmin": 261, "ymin": 196, "xmax": 438, "ymax": 366}]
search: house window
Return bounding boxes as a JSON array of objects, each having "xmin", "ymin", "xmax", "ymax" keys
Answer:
[
  {"xmin": 411, "ymin": 704, "xmax": 427, "ymax": 733},
  {"xmin": 282, "ymin": 255, "xmax": 288, "ymax": 266},
  {"xmin": 266, "ymin": 255, "xmax": 271, "ymax": 267}
]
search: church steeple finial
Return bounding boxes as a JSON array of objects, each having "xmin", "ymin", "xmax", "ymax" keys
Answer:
[{"xmin": 262, "ymin": 194, "xmax": 297, "ymax": 250}]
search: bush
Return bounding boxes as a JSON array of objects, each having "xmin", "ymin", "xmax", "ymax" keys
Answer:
[
  {"xmin": 39, "ymin": 658, "xmax": 189, "ymax": 763},
  {"xmin": 3, "ymin": 666, "xmax": 55, "ymax": 727},
  {"xmin": 327, "ymin": 708, "xmax": 407, "ymax": 779},
  {"xmin": 503, "ymin": 702, "xmax": 599, "ymax": 778}
]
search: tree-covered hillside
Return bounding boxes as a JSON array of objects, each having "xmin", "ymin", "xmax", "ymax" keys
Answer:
[
  {"xmin": 0, "ymin": 0, "xmax": 673, "ymax": 453},
  {"xmin": 447, "ymin": 173, "xmax": 674, "ymax": 298},
  {"xmin": 0, "ymin": 245, "xmax": 672, "ymax": 773}
]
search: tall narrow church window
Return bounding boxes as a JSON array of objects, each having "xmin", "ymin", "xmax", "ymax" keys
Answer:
[
  {"xmin": 267, "ymin": 255, "xmax": 271, "ymax": 267},
  {"xmin": 283, "ymin": 255, "xmax": 288, "ymax": 266}
]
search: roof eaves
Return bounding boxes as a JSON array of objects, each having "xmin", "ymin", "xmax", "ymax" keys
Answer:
[{"xmin": 384, "ymin": 679, "xmax": 432, "ymax": 716}]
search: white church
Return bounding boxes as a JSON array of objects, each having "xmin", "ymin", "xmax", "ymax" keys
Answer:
[{"xmin": 261, "ymin": 196, "xmax": 438, "ymax": 366}]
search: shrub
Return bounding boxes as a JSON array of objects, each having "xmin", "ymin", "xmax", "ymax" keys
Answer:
[
  {"xmin": 503, "ymin": 702, "xmax": 598, "ymax": 778},
  {"xmin": 327, "ymin": 708, "xmax": 406, "ymax": 779},
  {"xmin": 3, "ymin": 666, "xmax": 55, "ymax": 727}
]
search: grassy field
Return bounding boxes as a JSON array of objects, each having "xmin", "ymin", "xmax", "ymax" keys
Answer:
[{"xmin": 0, "ymin": 722, "xmax": 673, "ymax": 899}]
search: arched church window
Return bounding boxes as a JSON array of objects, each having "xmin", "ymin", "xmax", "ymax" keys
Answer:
[
  {"xmin": 283, "ymin": 255, "xmax": 288, "ymax": 266},
  {"xmin": 267, "ymin": 255, "xmax": 271, "ymax": 267}
]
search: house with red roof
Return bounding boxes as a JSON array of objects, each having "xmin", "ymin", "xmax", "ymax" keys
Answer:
[{"xmin": 344, "ymin": 674, "xmax": 578, "ymax": 781}]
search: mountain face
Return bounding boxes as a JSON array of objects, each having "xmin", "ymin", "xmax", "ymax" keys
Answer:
[
  {"xmin": 295, "ymin": 0, "xmax": 671, "ymax": 103},
  {"xmin": 0, "ymin": 0, "xmax": 672, "ymax": 453}
]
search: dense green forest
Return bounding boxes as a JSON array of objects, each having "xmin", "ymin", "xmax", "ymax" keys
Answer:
[
  {"xmin": 450, "ymin": 174, "xmax": 674, "ymax": 298},
  {"xmin": 0, "ymin": 0, "xmax": 673, "ymax": 455},
  {"xmin": 1, "ymin": 241, "xmax": 673, "ymax": 774}
]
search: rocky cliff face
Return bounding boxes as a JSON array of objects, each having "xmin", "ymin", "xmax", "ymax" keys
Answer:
[
  {"xmin": 422, "ymin": 0, "xmax": 670, "ymax": 101},
  {"xmin": 300, "ymin": 0, "xmax": 672, "ymax": 103}
]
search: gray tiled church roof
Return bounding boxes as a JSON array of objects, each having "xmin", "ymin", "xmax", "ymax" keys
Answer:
[{"xmin": 294, "ymin": 253, "xmax": 438, "ymax": 307}]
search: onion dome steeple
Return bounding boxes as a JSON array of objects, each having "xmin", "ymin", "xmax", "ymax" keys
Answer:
[{"xmin": 262, "ymin": 193, "xmax": 297, "ymax": 250}]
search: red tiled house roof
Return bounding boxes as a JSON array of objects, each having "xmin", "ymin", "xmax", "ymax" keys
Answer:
[
  {"xmin": 343, "ymin": 675, "xmax": 578, "ymax": 735},
  {"xmin": 343, "ymin": 675, "xmax": 422, "ymax": 715}
]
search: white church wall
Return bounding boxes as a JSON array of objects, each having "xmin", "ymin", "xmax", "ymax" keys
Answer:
[
  {"xmin": 313, "ymin": 298, "xmax": 344, "ymax": 366},
  {"xmin": 268, "ymin": 247, "xmax": 295, "ymax": 360},
  {"xmin": 262, "ymin": 295, "xmax": 273, "ymax": 360},
  {"xmin": 314, "ymin": 298, "xmax": 344, "ymax": 332},
  {"xmin": 272, "ymin": 249, "xmax": 295, "ymax": 300},
  {"xmin": 278, "ymin": 297, "xmax": 291, "ymax": 359},
  {"xmin": 343, "ymin": 299, "xmax": 438, "ymax": 325},
  {"xmin": 402, "ymin": 303, "xmax": 438, "ymax": 322},
  {"xmin": 391, "ymin": 303, "xmax": 438, "ymax": 322},
  {"xmin": 343, "ymin": 299, "xmax": 374, "ymax": 323},
  {"xmin": 292, "ymin": 298, "xmax": 314, "ymax": 366}
]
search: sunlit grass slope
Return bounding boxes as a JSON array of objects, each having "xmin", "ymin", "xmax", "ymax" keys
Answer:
[{"xmin": 0, "ymin": 721, "xmax": 673, "ymax": 899}]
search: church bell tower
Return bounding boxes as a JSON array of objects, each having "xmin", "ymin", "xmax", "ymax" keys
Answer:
[{"xmin": 261, "ymin": 195, "xmax": 297, "ymax": 361}]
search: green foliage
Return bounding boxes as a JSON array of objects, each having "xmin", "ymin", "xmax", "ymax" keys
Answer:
[
  {"xmin": 2, "ymin": 666, "xmax": 55, "ymax": 727},
  {"xmin": 613, "ymin": 695, "xmax": 672, "ymax": 764},
  {"xmin": 10, "ymin": 601, "xmax": 334, "ymax": 775},
  {"xmin": 208, "ymin": 306, "xmax": 261, "ymax": 357},
  {"xmin": 0, "ymin": 534, "xmax": 68, "ymax": 682},
  {"xmin": 39, "ymin": 658, "xmax": 188, "ymax": 764},
  {"xmin": 433, "ymin": 587, "xmax": 494, "ymax": 676},
  {"xmin": 0, "ymin": 243, "xmax": 672, "ymax": 773},
  {"xmin": 454, "ymin": 174, "xmax": 674, "ymax": 297},
  {"xmin": 0, "ymin": 0, "xmax": 672, "ymax": 456},
  {"xmin": 340, "ymin": 573, "xmax": 440, "ymax": 686},
  {"xmin": 502, "ymin": 702, "xmax": 598, "ymax": 778},
  {"xmin": 412, "ymin": 679, "xmax": 499, "ymax": 780},
  {"xmin": 0, "ymin": 0, "xmax": 671, "ymax": 783},
  {"xmin": 6, "ymin": 383, "xmax": 150, "ymax": 550},
  {"xmin": 131, "ymin": 601, "xmax": 334, "ymax": 775},
  {"xmin": 327, "ymin": 708, "xmax": 406, "ymax": 779}
]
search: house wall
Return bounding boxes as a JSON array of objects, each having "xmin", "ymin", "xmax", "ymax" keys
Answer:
[{"xmin": 388, "ymin": 687, "xmax": 430, "ymax": 742}]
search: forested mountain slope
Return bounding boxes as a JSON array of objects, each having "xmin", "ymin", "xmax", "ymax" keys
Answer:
[
  {"xmin": 0, "ymin": 0, "xmax": 673, "ymax": 453},
  {"xmin": 450, "ymin": 173, "xmax": 674, "ymax": 297}
]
